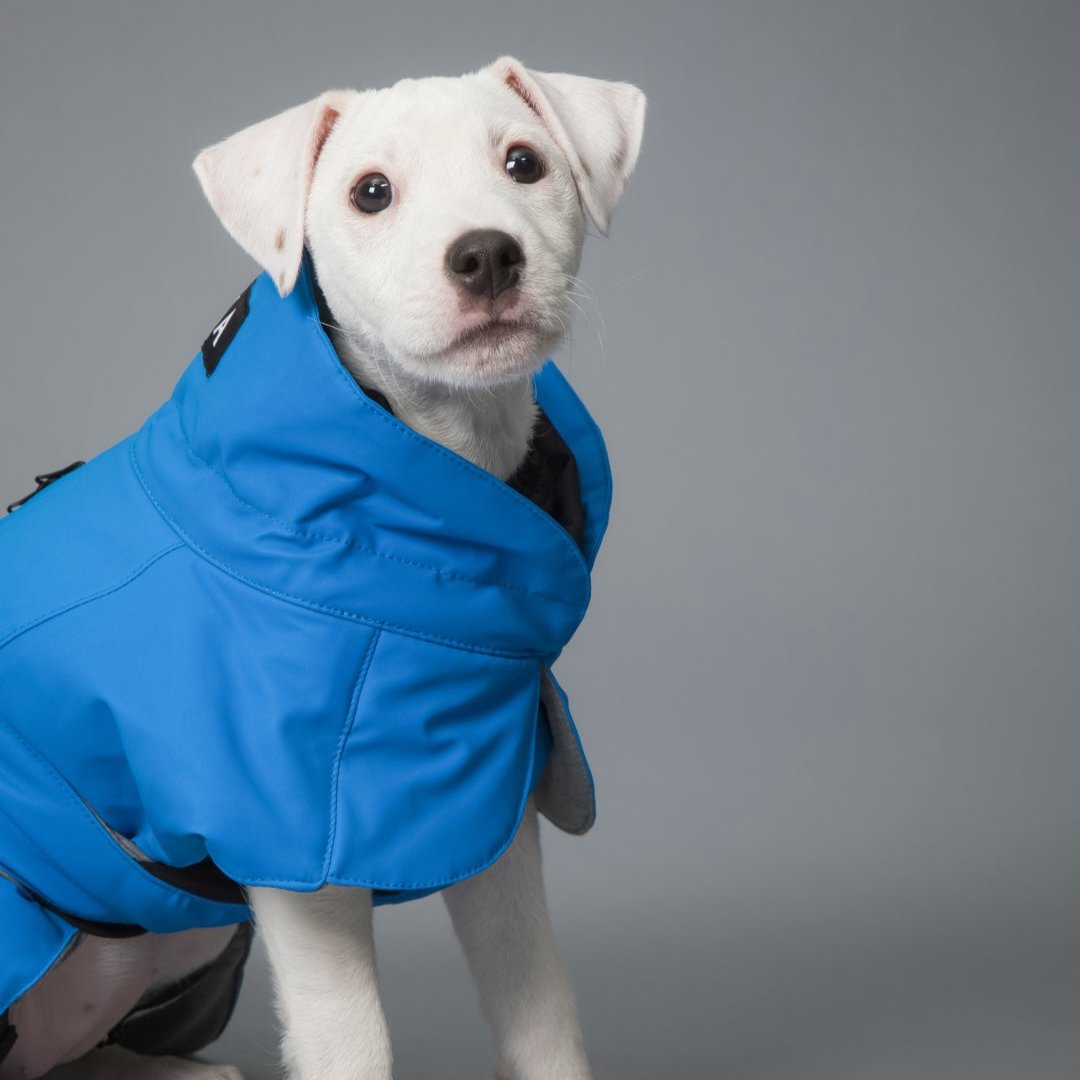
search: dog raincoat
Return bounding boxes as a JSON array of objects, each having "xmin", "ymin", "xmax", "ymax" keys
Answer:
[{"xmin": 0, "ymin": 257, "xmax": 611, "ymax": 1041}]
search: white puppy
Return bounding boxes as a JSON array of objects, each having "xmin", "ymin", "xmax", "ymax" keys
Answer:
[{"xmin": 3, "ymin": 56, "xmax": 644, "ymax": 1080}]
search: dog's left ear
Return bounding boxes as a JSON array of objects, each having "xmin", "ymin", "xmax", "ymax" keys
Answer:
[
  {"xmin": 193, "ymin": 90, "xmax": 354, "ymax": 297},
  {"xmin": 481, "ymin": 56, "xmax": 647, "ymax": 235}
]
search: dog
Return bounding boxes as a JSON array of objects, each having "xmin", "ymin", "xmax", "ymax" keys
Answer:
[{"xmin": 0, "ymin": 56, "xmax": 644, "ymax": 1080}]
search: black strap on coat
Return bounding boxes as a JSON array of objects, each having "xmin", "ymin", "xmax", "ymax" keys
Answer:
[{"xmin": 6, "ymin": 462, "xmax": 85, "ymax": 514}]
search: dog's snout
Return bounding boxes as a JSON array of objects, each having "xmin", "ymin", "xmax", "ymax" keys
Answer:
[{"xmin": 445, "ymin": 230, "xmax": 524, "ymax": 300}]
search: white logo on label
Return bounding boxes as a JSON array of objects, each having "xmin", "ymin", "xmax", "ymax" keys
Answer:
[{"xmin": 210, "ymin": 309, "xmax": 235, "ymax": 348}]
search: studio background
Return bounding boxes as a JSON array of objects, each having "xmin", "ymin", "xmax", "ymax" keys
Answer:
[{"xmin": 2, "ymin": 2, "xmax": 1078, "ymax": 1077}]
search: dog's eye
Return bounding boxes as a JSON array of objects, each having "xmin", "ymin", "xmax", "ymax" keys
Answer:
[
  {"xmin": 351, "ymin": 173, "xmax": 393, "ymax": 214},
  {"xmin": 505, "ymin": 145, "xmax": 544, "ymax": 184}
]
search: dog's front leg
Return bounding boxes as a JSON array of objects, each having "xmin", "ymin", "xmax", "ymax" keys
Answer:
[
  {"xmin": 442, "ymin": 798, "xmax": 592, "ymax": 1080},
  {"xmin": 247, "ymin": 885, "xmax": 392, "ymax": 1080}
]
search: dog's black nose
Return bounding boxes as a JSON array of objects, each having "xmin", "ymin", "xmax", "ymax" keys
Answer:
[{"xmin": 445, "ymin": 230, "xmax": 524, "ymax": 300}]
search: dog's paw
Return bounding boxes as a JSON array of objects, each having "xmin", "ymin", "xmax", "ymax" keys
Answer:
[
  {"xmin": 495, "ymin": 1065, "xmax": 592, "ymax": 1080},
  {"xmin": 495, "ymin": 1074, "xmax": 592, "ymax": 1080},
  {"xmin": 136, "ymin": 1057, "xmax": 245, "ymax": 1080},
  {"xmin": 45, "ymin": 1048, "xmax": 245, "ymax": 1080},
  {"xmin": 180, "ymin": 1066, "xmax": 245, "ymax": 1080}
]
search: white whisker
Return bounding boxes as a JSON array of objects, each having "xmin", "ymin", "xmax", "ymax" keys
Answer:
[{"xmin": 609, "ymin": 265, "xmax": 654, "ymax": 290}]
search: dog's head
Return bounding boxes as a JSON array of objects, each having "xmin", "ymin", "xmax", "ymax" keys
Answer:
[{"xmin": 194, "ymin": 57, "xmax": 645, "ymax": 388}]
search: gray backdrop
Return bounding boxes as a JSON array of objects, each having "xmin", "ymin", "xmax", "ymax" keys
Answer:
[{"xmin": 2, "ymin": 2, "xmax": 1078, "ymax": 1077}]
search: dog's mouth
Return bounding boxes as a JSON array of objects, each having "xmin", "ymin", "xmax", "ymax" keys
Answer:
[
  {"xmin": 408, "ymin": 315, "xmax": 557, "ymax": 383},
  {"xmin": 446, "ymin": 316, "xmax": 540, "ymax": 354},
  {"xmin": 396, "ymin": 302, "xmax": 566, "ymax": 386}
]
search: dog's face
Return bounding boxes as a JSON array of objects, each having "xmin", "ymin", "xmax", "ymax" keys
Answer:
[
  {"xmin": 306, "ymin": 75, "xmax": 585, "ymax": 387},
  {"xmin": 195, "ymin": 57, "xmax": 645, "ymax": 388}
]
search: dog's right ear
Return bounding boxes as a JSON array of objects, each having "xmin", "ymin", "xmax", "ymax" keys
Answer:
[{"xmin": 193, "ymin": 91, "xmax": 353, "ymax": 297}]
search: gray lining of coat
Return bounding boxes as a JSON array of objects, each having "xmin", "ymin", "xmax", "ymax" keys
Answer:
[{"xmin": 534, "ymin": 667, "xmax": 595, "ymax": 835}]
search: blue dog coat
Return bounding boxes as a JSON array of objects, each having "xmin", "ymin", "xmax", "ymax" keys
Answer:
[{"xmin": 0, "ymin": 258, "xmax": 611, "ymax": 1023}]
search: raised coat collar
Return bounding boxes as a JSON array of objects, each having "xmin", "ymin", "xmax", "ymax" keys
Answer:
[{"xmin": 131, "ymin": 259, "xmax": 612, "ymax": 657}]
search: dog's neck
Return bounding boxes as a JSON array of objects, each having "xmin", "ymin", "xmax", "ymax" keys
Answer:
[{"xmin": 329, "ymin": 328, "xmax": 539, "ymax": 482}]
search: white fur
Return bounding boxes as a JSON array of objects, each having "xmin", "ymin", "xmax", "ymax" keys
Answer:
[
  {"xmin": 248, "ymin": 885, "xmax": 391, "ymax": 1080},
  {"xmin": 441, "ymin": 799, "xmax": 591, "ymax": 1080},
  {"xmin": 6, "ymin": 57, "xmax": 644, "ymax": 1080}
]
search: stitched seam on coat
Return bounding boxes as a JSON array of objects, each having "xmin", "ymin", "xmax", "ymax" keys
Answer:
[
  {"xmin": 233, "ymin": 688, "xmax": 544, "ymax": 892},
  {"xmin": 164, "ymin": 398, "xmax": 583, "ymax": 610},
  {"xmin": 0, "ymin": 543, "xmax": 184, "ymax": 654},
  {"xmin": 0, "ymin": 709, "xmax": 240, "ymax": 911},
  {"xmin": 322, "ymin": 630, "xmax": 380, "ymax": 880},
  {"xmin": 131, "ymin": 443, "xmax": 570, "ymax": 659},
  {"xmin": 581, "ymin": 416, "xmax": 614, "ymax": 567}
]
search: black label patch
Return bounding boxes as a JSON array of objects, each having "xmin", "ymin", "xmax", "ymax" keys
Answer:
[{"xmin": 201, "ymin": 283, "xmax": 253, "ymax": 376}]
